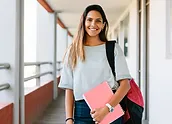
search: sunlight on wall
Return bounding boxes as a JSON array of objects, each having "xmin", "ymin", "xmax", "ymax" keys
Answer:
[{"xmin": 24, "ymin": 0, "xmax": 37, "ymax": 87}]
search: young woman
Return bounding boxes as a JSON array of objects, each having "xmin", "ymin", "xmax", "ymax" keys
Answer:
[{"xmin": 58, "ymin": 4, "xmax": 131, "ymax": 124}]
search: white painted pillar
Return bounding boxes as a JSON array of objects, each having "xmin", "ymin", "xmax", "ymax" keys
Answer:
[
  {"xmin": 0, "ymin": 0, "xmax": 24, "ymax": 124},
  {"xmin": 140, "ymin": 0, "xmax": 147, "ymax": 121},
  {"xmin": 53, "ymin": 13, "xmax": 57, "ymax": 99}
]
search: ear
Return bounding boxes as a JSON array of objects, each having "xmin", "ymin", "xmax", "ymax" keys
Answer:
[{"xmin": 102, "ymin": 22, "xmax": 106, "ymax": 30}]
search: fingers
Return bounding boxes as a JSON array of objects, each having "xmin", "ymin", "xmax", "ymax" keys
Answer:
[
  {"xmin": 90, "ymin": 109, "xmax": 100, "ymax": 123},
  {"xmin": 91, "ymin": 114, "xmax": 100, "ymax": 124},
  {"xmin": 93, "ymin": 118, "xmax": 99, "ymax": 124},
  {"xmin": 90, "ymin": 109, "xmax": 96, "ymax": 114}
]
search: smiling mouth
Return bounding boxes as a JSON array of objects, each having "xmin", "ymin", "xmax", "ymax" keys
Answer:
[{"xmin": 89, "ymin": 28, "xmax": 98, "ymax": 31}]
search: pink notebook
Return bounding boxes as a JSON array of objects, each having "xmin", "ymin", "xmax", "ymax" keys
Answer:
[{"xmin": 83, "ymin": 82, "xmax": 124, "ymax": 124}]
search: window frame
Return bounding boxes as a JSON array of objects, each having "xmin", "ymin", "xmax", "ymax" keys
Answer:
[{"xmin": 166, "ymin": 0, "xmax": 172, "ymax": 59}]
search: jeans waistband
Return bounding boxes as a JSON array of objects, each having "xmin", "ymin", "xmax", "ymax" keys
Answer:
[{"xmin": 75, "ymin": 99, "xmax": 85, "ymax": 102}]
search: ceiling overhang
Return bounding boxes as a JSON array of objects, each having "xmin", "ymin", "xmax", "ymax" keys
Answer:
[
  {"xmin": 37, "ymin": 0, "xmax": 73, "ymax": 37},
  {"xmin": 37, "ymin": 0, "xmax": 132, "ymax": 37}
]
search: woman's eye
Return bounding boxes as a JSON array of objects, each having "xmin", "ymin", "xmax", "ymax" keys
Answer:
[
  {"xmin": 87, "ymin": 18, "xmax": 92, "ymax": 21},
  {"xmin": 86, "ymin": 18, "xmax": 102, "ymax": 23},
  {"xmin": 96, "ymin": 20, "xmax": 102, "ymax": 23}
]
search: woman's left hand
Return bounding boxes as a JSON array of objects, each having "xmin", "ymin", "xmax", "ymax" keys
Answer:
[{"xmin": 90, "ymin": 106, "xmax": 109, "ymax": 123}]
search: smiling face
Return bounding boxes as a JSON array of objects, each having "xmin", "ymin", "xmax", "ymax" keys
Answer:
[{"xmin": 85, "ymin": 10, "xmax": 105, "ymax": 38}]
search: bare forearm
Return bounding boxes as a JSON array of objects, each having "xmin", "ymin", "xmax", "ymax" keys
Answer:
[
  {"xmin": 109, "ymin": 79, "xmax": 130, "ymax": 107},
  {"xmin": 65, "ymin": 89, "xmax": 74, "ymax": 119}
]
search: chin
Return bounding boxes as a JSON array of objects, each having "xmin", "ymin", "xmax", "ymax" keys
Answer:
[
  {"xmin": 87, "ymin": 32, "xmax": 100, "ymax": 37},
  {"xmin": 88, "ymin": 34, "xmax": 99, "ymax": 37}
]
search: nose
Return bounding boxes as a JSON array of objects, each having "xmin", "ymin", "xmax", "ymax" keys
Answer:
[{"xmin": 91, "ymin": 20, "xmax": 96, "ymax": 26}]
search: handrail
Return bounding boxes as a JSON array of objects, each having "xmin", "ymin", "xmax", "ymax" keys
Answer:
[
  {"xmin": 24, "ymin": 62, "xmax": 52, "ymax": 66},
  {"xmin": 56, "ymin": 61, "xmax": 62, "ymax": 64},
  {"xmin": 24, "ymin": 61, "xmax": 62, "ymax": 83},
  {"xmin": 57, "ymin": 68, "xmax": 62, "ymax": 71},
  {"xmin": 24, "ymin": 71, "xmax": 52, "ymax": 82},
  {"xmin": 0, "ymin": 63, "xmax": 10, "ymax": 69},
  {"xmin": 0, "ymin": 83, "xmax": 10, "ymax": 91}
]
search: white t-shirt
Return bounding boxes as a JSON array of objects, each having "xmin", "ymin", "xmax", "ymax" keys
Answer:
[{"xmin": 58, "ymin": 43, "xmax": 131, "ymax": 101}]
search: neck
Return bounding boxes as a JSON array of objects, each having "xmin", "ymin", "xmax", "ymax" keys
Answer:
[{"xmin": 85, "ymin": 35, "xmax": 104, "ymax": 46}]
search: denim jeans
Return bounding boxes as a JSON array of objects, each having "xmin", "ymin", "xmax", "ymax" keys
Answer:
[{"xmin": 74, "ymin": 100, "xmax": 123, "ymax": 124}]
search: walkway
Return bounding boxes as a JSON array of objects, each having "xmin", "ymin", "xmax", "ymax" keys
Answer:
[
  {"xmin": 35, "ymin": 91, "xmax": 65, "ymax": 124},
  {"xmin": 34, "ymin": 90, "xmax": 148, "ymax": 124}
]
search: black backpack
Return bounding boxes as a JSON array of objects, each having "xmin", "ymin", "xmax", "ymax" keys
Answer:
[{"xmin": 105, "ymin": 40, "xmax": 144, "ymax": 124}]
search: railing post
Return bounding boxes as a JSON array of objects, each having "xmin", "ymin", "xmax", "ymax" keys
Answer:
[
  {"xmin": 15, "ymin": 0, "xmax": 25, "ymax": 123},
  {"xmin": 57, "ymin": 61, "xmax": 62, "ymax": 75},
  {"xmin": 36, "ymin": 64, "xmax": 40, "ymax": 86},
  {"xmin": 57, "ymin": 62, "xmax": 59, "ymax": 75},
  {"xmin": 53, "ymin": 12, "xmax": 57, "ymax": 99}
]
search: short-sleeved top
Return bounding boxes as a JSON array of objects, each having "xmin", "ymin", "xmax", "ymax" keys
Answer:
[{"xmin": 58, "ymin": 43, "xmax": 131, "ymax": 101}]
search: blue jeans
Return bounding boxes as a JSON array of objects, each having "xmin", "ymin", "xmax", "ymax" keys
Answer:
[{"xmin": 74, "ymin": 100, "xmax": 123, "ymax": 124}]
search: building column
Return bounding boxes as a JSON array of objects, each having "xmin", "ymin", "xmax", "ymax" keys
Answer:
[{"xmin": 0, "ymin": 0, "xmax": 24, "ymax": 124}]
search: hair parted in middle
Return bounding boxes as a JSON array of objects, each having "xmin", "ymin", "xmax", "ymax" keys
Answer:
[{"xmin": 67, "ymin": 4, "xmax": 109, "ymax": 69}]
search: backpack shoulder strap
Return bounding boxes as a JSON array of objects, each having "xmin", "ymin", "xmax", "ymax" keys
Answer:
[{"xmin": 105, "ymin": 40, "xmax": 116, "ymax": 77}]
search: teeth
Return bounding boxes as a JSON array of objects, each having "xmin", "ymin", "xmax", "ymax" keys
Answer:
[{"xmin": 90, "ymin": 28, "xmax": 96, "ymax": 31}]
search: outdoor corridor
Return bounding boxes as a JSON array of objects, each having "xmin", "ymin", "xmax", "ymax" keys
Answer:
[
  {"xmin": 34, "ymin": 91, "xmax": 66, "ymax": 124},
  {"xmin": 34, "ymin": 91, "xmax": 148, "ymax": 124},
  {"xmin": 1, "ymin": 0, "xmax": 172, "ymax": 124}
]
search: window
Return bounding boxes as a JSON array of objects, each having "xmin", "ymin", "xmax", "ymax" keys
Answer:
[
  {"xmin": 166, "ymin": 1, "xmax": 172, "ymax": 58},
  {"xmin": 114, "ymin": 27, "xmax": 120, "ymax": 43},
  {"xmin": 123, "ymin": 14, "xmax": 129, "ymax": 57}
]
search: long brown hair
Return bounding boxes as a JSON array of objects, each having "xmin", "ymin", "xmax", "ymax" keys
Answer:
[{"xmin": 67, "ymin": 4, "xmax": 109, "ymax": 69}]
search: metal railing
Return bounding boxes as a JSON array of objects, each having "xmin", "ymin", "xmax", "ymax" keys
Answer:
[
  {"xmin": 0, "ymin": 61, "xmax": 62, "ymax": 91},
  {"xmin": 24, "ymin": 61, "xmax": 62, "ymax": 86},
  {"xmin": 0, "ymin": 63, "xmax": 10, "ymax": 91},
  {"xmin": 24, "ymin": 62, "xmax": 52, "ymax": 66},
  {"xmin": 57, "ymin": 68, "xmax": 62, "ymax": 71},
  {"xmin": 0, "ymin": 63, "xmax": 10, "ymax": 69},
  {"xmin": 24, "ymin": 62, "xmax": 53, "ymax": 86},
  {"xmin": 0, "ymin": 83, "xmax": 10, "ymax": 91},
  {"xmin": 56, "ymin": 61, "xmax": 62, "ymax": 72},
  {"xmin": 24, "ymin": 71, "xmax": 53, "ymax": 82},
  {"xmin": 56, "ymin": 61, "xmax": 61, "ymax": 64}
]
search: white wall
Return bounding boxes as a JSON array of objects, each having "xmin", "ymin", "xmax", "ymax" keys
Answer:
[
  {"xmin": 110, "ymin": 0, "xmax": 172, "ymax": 124},
  {"xmin": 110, "ymin": 0, "xmax": 137, "ymax": 81},
  {"xmin": 0, "ymin": 0, "xmax": 17, "ymax": 103},
  {"xmin": 68, "ymin": 35, "xmax": 73, "ymax": 47},
  {"xmin": 24, "ymin": 0, "xmax": 37, "ymax": 88},
  {"xmin": 149, "ymin": 0, "xmax": 172, "ymax": 124},
  {"xmin": 126, "ymin": 0, "xmax": 137, "ymax": 81},
  {"xmin": 24, "ymin": 0, "xmax": 37, "ymax": 63},
  {"xmin": 37, "ymin": 3, "xmax": 55, "ymax": 84},
  {"xmin": 57, "ymin": 24, "xmax": 68, "ymax": 62}
]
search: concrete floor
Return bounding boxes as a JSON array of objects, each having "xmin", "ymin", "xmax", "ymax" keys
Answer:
[
  {"xmin": 34, "ymin": 91, "xmax": 148, "ymax": 124},
  {"xmin": 34, "ymin": 91, "xmax": 66, "ymax": 124}
]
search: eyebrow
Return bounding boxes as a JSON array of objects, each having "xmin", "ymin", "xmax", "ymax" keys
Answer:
[{"xmin": 86, "ymin": 17, "xmax": 102, "ymax": 20}]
